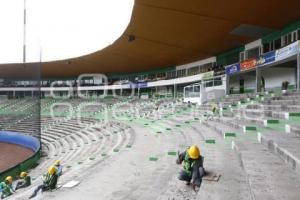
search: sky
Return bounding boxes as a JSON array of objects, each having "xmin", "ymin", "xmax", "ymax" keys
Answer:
[{"xmin": 0, "ymin": 0, "xmax": 134, "ymax": 64}]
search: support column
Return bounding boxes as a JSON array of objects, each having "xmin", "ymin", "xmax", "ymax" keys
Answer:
[
  {"xmin": 174, "ymin": 84, "xmax": 177, "ymax": 99},
  {"xmin": 256, "ymin": 67, "xmax": 262, "ymax": 93},
  {"xmin": 297, "ymin": 53, "xmax": 300, "ymax": 90},
  {"xmin": 225, "ymin": 75, "xmax": 230, "ymax": 95}
]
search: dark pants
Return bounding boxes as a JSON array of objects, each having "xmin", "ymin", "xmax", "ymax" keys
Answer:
[
  {"xmin": 15, "ymin": 181, "xmax": 27, "ymax": 190},
  {"xmin": 178, "ymin": 167, "xmax": 205, "ymax": 187},
  {"xmin": 29, "ymin": 184, "xmax": 49, "ymax": 199}
]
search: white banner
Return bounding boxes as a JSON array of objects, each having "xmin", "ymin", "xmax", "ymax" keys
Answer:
[{"xmin": 275, "ymin": 41, "xmax": 299, "ymax": 61}]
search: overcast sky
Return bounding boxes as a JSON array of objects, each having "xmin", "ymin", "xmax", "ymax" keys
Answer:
[{"xmin": 0, "ymin": 0, "xmax": 134, "ymax": 64}]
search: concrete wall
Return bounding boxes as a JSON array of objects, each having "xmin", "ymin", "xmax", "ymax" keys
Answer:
[
  {"xmin": 261, "ymin": 67, "xmax": 296, "ymax": 89},
  {"xmin": 229, "ymin": 72, "xmax": 256, "ymax": 91},
  {"xmin": 228, "ymin": 66, "xmax": 296, "ymax": 91}
]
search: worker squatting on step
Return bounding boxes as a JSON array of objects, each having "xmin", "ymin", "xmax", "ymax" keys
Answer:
[
  {"xmin": 28, "ymin": 166, "xmax": 58, "ymax": 199},
  {"xmin": 0, "ymin": 176, "xmax": 15, "ymax": 199},
  {"xmin": 15, "ymin": 172, "xmax": 31, "ymax": 191},
  {"xmin": 176, "ymin": 145, "xmax": 205, "ymax": 191}
]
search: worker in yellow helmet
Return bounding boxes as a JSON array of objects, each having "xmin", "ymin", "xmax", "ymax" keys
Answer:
[
  {"xmin": 29, "ymin": 166, "xmax": 58, "ymax": 199},
  {"xmin": 176, "ymin": 145, "xmax": 205, "ymax": 191},
  {"xmin": 0, "ymin": 176, "xmax": 14, "ymax": 199},
  {"xmin": 15, "ymin": 172, "xmax": 31, "ymax": 191},
  {"xmin": 54, "ymin": 160, "xmax": 63, "ymax": 176}
]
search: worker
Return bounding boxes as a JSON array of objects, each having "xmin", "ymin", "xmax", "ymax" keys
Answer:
[
  {"xmin": 212, "ymin": 104, "xmax": 217, "ymax": 114},
  {"xmin": 29, "ymin": 166, "xmax": 58, "ymax": 199},
  {"xmin": 176, "ymin": 145, "xmax": 205, "ymax": 191},
  {"xmin": 15, "ymin": 172, "xmax": 31, "ymax": 190},
  {"xmin": 54, "ymin": 160, "xmax": 63, "ymax": 176},
  {"xmin": 0, "ymin": 176, "xmax": 14, "ymax": 199}
]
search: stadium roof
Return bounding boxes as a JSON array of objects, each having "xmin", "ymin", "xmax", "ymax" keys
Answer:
[{"xmin": 4, "ymin": 0, "xmax": 300, "ymax": 78}]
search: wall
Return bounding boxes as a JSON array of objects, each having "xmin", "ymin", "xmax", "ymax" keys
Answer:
[
  {"xmin": 229, "ymin": 72, "xmax": 256, "ymax": 91},
  {"xmin": 262, "ymin": 66, "xmax": 296, "ymax": 89},
  {"xmin": 0, "ymin": 131, "xmax": 41, "ymax": 182}
]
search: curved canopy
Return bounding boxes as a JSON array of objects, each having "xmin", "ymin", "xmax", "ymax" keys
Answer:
[{"xmin": 1, "ymin": 0, "xmax": 300, "ymax": 78}]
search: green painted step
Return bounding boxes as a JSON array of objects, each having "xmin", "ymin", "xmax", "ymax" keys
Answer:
[
  {"xmin": 267, "ymin": 119, "xmax": 280, "ymax": 124},
  {"xmin": 289, "ymin": 113, "xmax": 300, "ymax": 117},
  {"xmin": 101, "ymin": 153, "xmax": 107, "ymax": 157},
  {"xmin": 244, "ymin": 126, "xmax": 257, "ymax": 132},
  {"xmin": 185, "ymin": 121, "xmax": 190, "ymax": 124},
  {"xmin": 149, "ymin": 157, "xmax": 158, "ymax": 161},
  {"xmin": 166, "ymin": 128, "xmax": 172, "ymax": 131},
  {"xmin": 113, "ymin": 149, "xmax": 119, "ymax": 152},
  {"xmin": 224, "ymin": 132, "xmax": 236, "ymax": 138},
  {"xmin": 194, "ymin": 118, "xmax": 199, "ymax": 120},
  {"xmin": 176, "ymin": 124, "xmax": 181, "ymax": 127},
  {"xmin": 89, "ymin": 157, "xmax": 95, "ymax": 160},
  {"xmin": 205, "ymin": 139, "xmax": 216, "ymax": 144},
  {"xmin": 167, "ymin": 151, "xmax": 177, "ymax": 156}
]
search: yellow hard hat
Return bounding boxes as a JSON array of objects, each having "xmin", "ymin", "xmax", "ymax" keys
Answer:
[
  {"xmin": 5, "ymin": 176, "xmax": 13, "ymax": 184},
  {"xmin": 55, "ymin": 160, "xmax": 61, "ymax": 166},
  {"xmin": 20, "ymin": 172, "xmax": 28, "ymax": 178},
  {"xmin": 48, "ymin": 166, "xmax": 57, "ymax": 175},
  {"xmin": 188, "ymin": 145, "xmax": 200, "ymax": 159}
]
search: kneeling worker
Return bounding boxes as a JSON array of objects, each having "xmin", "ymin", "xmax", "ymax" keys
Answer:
[
  {"xmin": 29, "ymin": 166, "xmax": 58, "ymax": 199},
  {"xmin": 0, "ymin": 176, "xmax": 14, "ymax": 199},
  {"xmin": 176, "ymin": 145, "xmax": 205, "ymax": 191},
  {"xmin": 15, "ymin": 172, "xmax": 31, "ymax": 191}
]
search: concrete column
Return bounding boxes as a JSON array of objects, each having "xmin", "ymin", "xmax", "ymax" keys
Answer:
[
  {"xmin": 256, "ymin": 67, "xmax": 262, "ymax": 93},
  {"xmin": 297, "ymin": 53, "xmax": 300, "ymax": 90},
  {"xmin": 173, "ymin": 84, "xmax": 177, "ymax": 99},
  {"xmin": 225, "ymin": 75, "xmax": 230, "ymax": 95}
]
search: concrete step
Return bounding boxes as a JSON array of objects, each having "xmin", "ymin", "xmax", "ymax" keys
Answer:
[
  {"xmin": 216, "ymin": 117, "xmax": 300, "ymax": 175},
  {"xmin": 262, "ymin": 99, "xmax": 300, "ymax": 106},
  {"xmin": 286, "ymin": 124, "xmax": 300, "ymax": 136},
  {"xmin": 204, "ymin": 120, "xmax": 300, "ymax": 199}
]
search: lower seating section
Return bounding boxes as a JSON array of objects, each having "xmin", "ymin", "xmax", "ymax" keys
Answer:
[{"xmin": 1, "ymin": 93, "xmax": 300, "ymax": 199}]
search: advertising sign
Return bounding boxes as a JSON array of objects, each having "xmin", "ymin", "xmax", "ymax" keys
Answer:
[
  {"xmin": 130, "ymin": 82, "xmax": 148, "ymax": 89},
  {"xmin": 257, "ymin": 51, "xmax": 275, "ymax": 66},
  {"xmin": 240, "ymin": 58, "xmax": 257, "ymax": 71},
  {"xmin": 275, "ymin": 41, "xmax": 299, "ymax": 61},
  {"xmin": 225, "ymin": 63, "xmax": 240, "ymax": 75}
]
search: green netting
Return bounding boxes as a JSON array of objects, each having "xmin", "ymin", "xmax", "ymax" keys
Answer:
[
  {"xmin": 216, "ymin": 46, "xmax": 245, "ymax": 66},
  {"xmin": 262, "ymin": 20, "xmax": 300, "ymax": 43}
]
